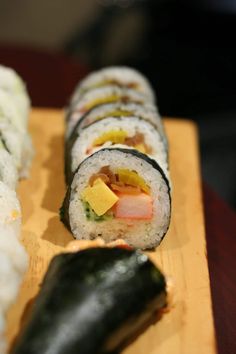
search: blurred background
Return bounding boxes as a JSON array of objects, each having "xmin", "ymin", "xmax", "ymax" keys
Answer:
[{"xmin": 0, "ymin": 0, "xmax": 235, "ymax": 208}]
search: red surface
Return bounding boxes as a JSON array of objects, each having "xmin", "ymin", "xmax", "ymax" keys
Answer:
[
  {"xmin": 1, "ymin": 45, "xmax": 236, "ymax": 354},
  {"xmin": 0, "ymin": 45, "xmax": 89, "ymax": 107},
  {"xmin": 204, "ymin": 184, "xmax": 236, "ymax": 354}
]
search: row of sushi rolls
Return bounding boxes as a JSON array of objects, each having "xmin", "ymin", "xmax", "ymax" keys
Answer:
[
  {"xmin": 1, "ymin": 65, "xmax": 172, "ymax": 353},
  {"xmin": 0, "ymin": 65, "xmax": 33, "ymax": 353}
]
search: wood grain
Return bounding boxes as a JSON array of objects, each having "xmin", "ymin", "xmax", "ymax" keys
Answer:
[{"xmin": 6, "ymin": 108, "xmax": 216, "ymax": 354}]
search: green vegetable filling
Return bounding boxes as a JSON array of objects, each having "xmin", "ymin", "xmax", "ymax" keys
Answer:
[{"xmin": 83, "ymin": 201, "xmax": 113, "ymax": 222}]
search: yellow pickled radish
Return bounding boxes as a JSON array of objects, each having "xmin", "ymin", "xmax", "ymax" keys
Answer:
[
  {"xmin": 83, "ymin": 80, "xmax": 110, "ymax": 92},
  {"xmin": 93, "ymin": 130, "xmax": 128, "ymax": 146},
  {"xmin": 84, "ymin": 95, "xmax": 120, "ymax": 111},
  {"xmin": 134, "ymin": 143, "xmax": 147, "ymax": 154},
  {"xmin": 116, "ymin": 169, "xmax": 150, "ymax": 194}
]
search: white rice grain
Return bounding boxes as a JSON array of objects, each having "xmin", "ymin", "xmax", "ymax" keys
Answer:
[{"xmin": 0, "ymin": 181, "xmax": 21, "ymax": 237}]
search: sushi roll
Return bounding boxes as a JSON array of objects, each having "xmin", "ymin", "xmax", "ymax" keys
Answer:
[
  {"xmin": 0, "ymin": 225, "xmax": 28, "ymax": 275},
  {"xmin": 70, "ymin": 66, "xmax": 156, "ymax": 107},
  {"xmin": 0, "ymin": 64, "xmax": 30, "ymax": 126},
  {"xmin": 11, "ymin": 247, "xmax": 167, "ymax": 354},
  {"xmin": 68, "ymin": 101, "xmax": 168, "ymax": 149},
  {"xmin": 0, "ymin": 250, "xmax": 23, "ymax": 312},
  {"xmin": 0, "ymin": 181, "xmax": 21, "ymax": 237},
  {"xmin": 19, "ymin": 133, "xmax": 34, "ymax": 179},
  {"xmin": 0, "ymin": 148, "xmax": 18, "ymax": 190},
  {"xmin": 61, "ymin": 148, "xmax": 171, "ymax": 249},
  {"xmin": 0, "ymin": 119, "xmax": 33, "ymax": 178},
  {"xmin": 0, "ymin": 90, "xmax": 34, "ymax": 180},
  {"xmin": 66, "ymin": 116, "xmax": 168, "ymax": 184},
  {"xmin": 66, "ymin": 85, "xmax": 150, "ymax": 138},
  {"xmin": 0, "ymin": 90, "xmax": 26, "ymax": 133},
  {"xmin": 0, "ymin": 65, "xmax": 31, "ymax": 352}
]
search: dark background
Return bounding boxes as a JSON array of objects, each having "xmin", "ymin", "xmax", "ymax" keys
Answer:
[{"xmin": 0, "ymin": 0, "xmax": 235, "ymax": 207}]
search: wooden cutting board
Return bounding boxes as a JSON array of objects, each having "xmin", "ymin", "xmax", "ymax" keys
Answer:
[{"xmin": 6, "ymin": 108, "xmax": 217, "ymax": 354}]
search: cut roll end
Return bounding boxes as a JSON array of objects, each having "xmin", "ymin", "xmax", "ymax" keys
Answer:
[{"xmin": 62, "ymin": 148, "xmax": 171, "ymax": 249}]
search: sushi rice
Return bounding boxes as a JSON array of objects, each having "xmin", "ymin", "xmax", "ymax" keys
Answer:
[
  {"xmin": 0, "ymin": 181, "xmax": 21, "ymax": 237},
  {"xmin": 0, "ymin": 120, "xmax": 33, "ymax": 178},
  {"xmin": 0, "ymin": 226, "xmax": 28, "ymax": 275},
  {"xmin": 0, "ymin": 65, "xmax": 31, "ymax": 352},
  {"xmin": 0, "ymin": 90, "xmax": 26, "ymax": 133},
  {"xmin": 0, "ymin": 251, "xmax": 23, "ymax": 312},
  {"xmin": 0, "ymin": 148, "xmax": 18, "ymax": 190},
  {"xmin": 69, "ymin": 116, "xmax": 168, "ymax": 178},
  {"xmin": 0, "ymin": 65, "xmax": 30, "ymax": 126}
]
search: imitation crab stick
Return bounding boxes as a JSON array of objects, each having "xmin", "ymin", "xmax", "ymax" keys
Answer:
[{"xmin": 114, "ymin": 192, "xmax": 153, "ymax": 220}]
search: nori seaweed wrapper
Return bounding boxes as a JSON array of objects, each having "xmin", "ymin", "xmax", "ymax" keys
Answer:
[
  {"xmin": 64, "ymin": 109, "xmax": 93, "ymax": 185},
  {"xmin": 11, "ymin": 248, "xmax": 167, "ymax": 354},
  {"xmin": 60, "ymin": 148, "xmax": 171, "ymax": 235}
]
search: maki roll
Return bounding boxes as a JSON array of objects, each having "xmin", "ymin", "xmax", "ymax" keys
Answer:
[
  {"xmin": 70, "ymin": 66, "xmax": 155, "ymax": 106},
  {"xmin": 0, "ymin": 90, "xmax": 33, "ymax": 178},
  {"xmin": 0, "ymin": 225, "xmax": 28, "ymax": 276},
  {"xmin": 66, "ymin": 85, "xmax": 150, "ymax": 138},
  {"xmin": 0, "ymin": 119, "xmax": 33, "ymax": 178},
  {"xmin": 0, "ymin": 64, "xmax": 30, "ymax": 125},
  {"xmin": 68, "ymin": 101, "xmax": 168, "ymax": 149},
  {"xmin": 0, "ymin": 148, "xmax": 18, "ymax": 189},
  {"xmin": 0, "ymin": 181, "xmax": 21, "ymax": 237},
  {"xmin": 61, "ymin": 148, "xmax": 171, "ymax": 249},
  {"xmin": 66, "ymin": 116, "xmax": 168, "ymax": 184},
  {"xmin": 0, "ymin": 249, "xmax": 26, "ymax": 313},
  {"xmin": 0, "ymin": 90, "xmax": 26, "ymax": 133},
  {"xmin": 0, "ymin": 65, "xmax": 31, "ymax": 351},
  {"xmin": 11, "ymin": 247, "xmax": 167, "ymax": 354}
]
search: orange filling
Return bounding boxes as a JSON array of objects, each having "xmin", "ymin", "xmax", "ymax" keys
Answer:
[{"xmin": 87, "ymin": 166, "xmax": 153, "ymax": 220}]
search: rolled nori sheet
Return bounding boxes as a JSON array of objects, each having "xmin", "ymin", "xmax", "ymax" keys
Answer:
[
  {"xmin": 11, "ymin": 248, "xmax": 167, "ymax": 354},
  {"xmin": 64, "ymin": 106, "xmax": 107, "ymax": 184},
  {"xmin": 64, "ymin": 115, "xmax": 168, "ymax": 186},
  {"xmin": 61, "ymin": 148, "xmax": 171, "ymax": 239}
]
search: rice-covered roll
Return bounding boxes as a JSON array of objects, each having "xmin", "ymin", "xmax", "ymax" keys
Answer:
[
  {"xmin": 70, "ymin": 66, "xmax": 155, "ymax": 106},
  {"xmin": 0, "ymin": 65, "xmax": 30, "ymax": 125},
  {"xmin": 0, "ymin": 181, "xmax": 21, "ymax": 237},
  {"xmin": 0, "ymin": 120, "xmax": 33, "ymax": 178},
  {"xmin": 0, "ymin": 250, "xmax": 22, "ymax": 312},
  {"xmin": 20, "ymin": 133, "xmax": 34, "ymax": 179},
  {"xmin": 61, "ymin": 148, "xmax": 171, "ymax": 249},
  {"xmin": 66, "ymin": 116, "xmax": 169, "ymax": 184},
  {"xmin": 69, "ymin": 101, "xmax": 168, "ymax": 148},
  {"xmin": 0, "ymin": 147, "xmax": 18, "ymax": 189},
  {"xmin": 66, "ymin": 85, "xmax": 150, "ymax": 138},
  {"xmin": 0, "ymin": 225, "xmax": 28, "ymax": 275},
  {"xmin": 0, "ymin": 90, "xmax": 26, "ymax": 133}
]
